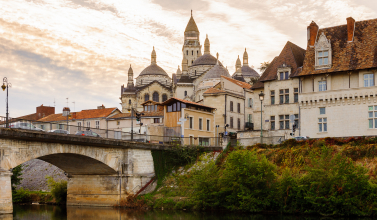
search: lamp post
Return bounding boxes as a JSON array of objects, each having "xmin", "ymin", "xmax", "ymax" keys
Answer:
[
  {"xmin": 62, "ymin": 107, "xmax": 70, "ymax": 132},
  {"xmin": 216, "ymin": 125, "xmax": 219, "ymax": 146},
  {"xmin": 127, "ymin": 104, "xmax": 137, "ymax": 141},
  {"xmin": 1, "ymin": 77, "xmax": 11, "ymax": 128},
  {"xmin": 259, "ymin": 91, "xmax": 265, "ymax": 144}
]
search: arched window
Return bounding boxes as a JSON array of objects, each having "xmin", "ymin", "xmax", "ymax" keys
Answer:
[
  {"xmin": 153, "ymin": 92, "xmax": 159, "ymax": 102},
  {"xmin": 129, "ymin": 99, "xmax": 131, "ymax": 105},
  {"xmin": 162, "ymin": 94, "xmax": 167, "ymax": 102},
  {"xmin": 184, "ymin": 91, "xmax": 187, "ymax": 96},
  {"xmin": 144, "ymin": 94, "xmax": 150, "ymax": 102}
]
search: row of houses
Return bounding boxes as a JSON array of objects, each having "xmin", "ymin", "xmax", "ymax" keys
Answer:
[{"xmin": 7, "ymin": 16, "xmax": 377, "ymax": 145}]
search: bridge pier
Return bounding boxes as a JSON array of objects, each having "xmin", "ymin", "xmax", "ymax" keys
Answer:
[
  {"xmin": 0, "ymin": 170, "xmax": 12, "ymax": 215},
  {"xmin": 67, "ymin": 175, "xmax": 125, "ymax": 206}
]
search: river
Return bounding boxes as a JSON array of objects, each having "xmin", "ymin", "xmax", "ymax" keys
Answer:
[{"xmin": 1, "ymin": 205, "xmax": 371, "ymax": 220}]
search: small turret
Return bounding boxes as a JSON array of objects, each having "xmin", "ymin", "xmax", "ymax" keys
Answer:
[
  {"xmin": 151, "ymin": 46, "xmax": 156, "ymax": 64},
  {"xmin": 243, "ymin": 48, "xmax": 249, "ymax": 66},
  {"xmin": 236, "ymin": 55, "xmax": 241, "ymax": 70},
  {"xmin": 204, "ymin": 34, "xmax": 210, "ymax": 54},
  {"xmin": 127, "ymin": 64, "xmax": 134, "ymax": 86}
]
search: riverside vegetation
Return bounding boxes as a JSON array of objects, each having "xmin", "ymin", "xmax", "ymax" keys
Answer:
[
  {"xmin": 11, "ymin": 165, "xmax": 67, "ymax": 204},
  {"xmin": 132, "ymin": 137, "xmax": 377, "ymax": 217}
]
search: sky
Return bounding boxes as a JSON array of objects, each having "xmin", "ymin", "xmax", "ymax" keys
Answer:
[{"xmin": 1, "ymin": 0, "xmax": 377, "ymax": 117}]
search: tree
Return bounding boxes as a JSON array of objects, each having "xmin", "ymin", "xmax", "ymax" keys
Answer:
[
  {"xmin": 258, "ymin": 61, "xmax": 270, "ymax": 73},
  {"xmin": 11, "ymin": 165, "xmax": 23, "ymax": 191}
]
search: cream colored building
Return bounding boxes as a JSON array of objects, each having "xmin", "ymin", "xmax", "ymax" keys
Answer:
[
  {"xmin": 298, "ymin": 18, "xmax": 377, "ymax": 138},
  {"xmin": 248, "ymin": 41, "xmax": 306, "ymax": 139}
]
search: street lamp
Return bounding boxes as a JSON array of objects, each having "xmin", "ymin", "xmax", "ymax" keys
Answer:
[
  {"xmin": 2, "ymin": 77, "xmax": 11, "ymax": 128},
  {"xmin": 259, "ymin": 91, "xmax": 265, "ymax": 144},
  {"xmin": 62, "ymin": 107, "xmax": 70, "ymax": 132}
]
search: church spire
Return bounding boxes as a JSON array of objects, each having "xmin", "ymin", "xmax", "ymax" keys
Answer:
[
  {"xmin": 236, "ymin": 55, "xmax": 241, "ymax": 70},
  {"xmin": 243, "ymin": 48, "xmax": 249, "ymax": 66},
  {"xmin": 127, "ymin": 64, "xmax": 134, "ymax": 86},
  {"xmin": 204, "ymin": 34, "xmax": 210, "ymax": 54},
  {"xmin": 151, "ymin": 46, "xmax": 156, "ymax": 64}
]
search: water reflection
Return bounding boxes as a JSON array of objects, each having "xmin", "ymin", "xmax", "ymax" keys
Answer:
[{"xmin": 7, "ymin": 205, "xmax": 374, "ymax": 220}]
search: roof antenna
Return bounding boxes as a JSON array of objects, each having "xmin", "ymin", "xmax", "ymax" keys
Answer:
[
  {"xmin": 53, "ymin": 98, "xmax": 56, "ymax": 107},
  {"xmin": 72, "ymin": 101, "xmax": 75, "ymax": 112},
  {"xmin": 66, "ymin": 98, "xmax": 69, "ymax": 107}
]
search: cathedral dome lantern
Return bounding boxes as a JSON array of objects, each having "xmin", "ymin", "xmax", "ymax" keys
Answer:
[
  {"xmin": 236, "ymin": 55, "xmax": 241, "ymax": 70},
  {"xmin": 127, "ymin": 64, "xmax": 134, "ymax": 86},
  {"xmin": 204, "ymin": 34, "xmax": 210, "ymax": 54},
  {"xmin": 243, "ymin": 48, "xmax": 249, "ymax": 66},
  {"xmin": 151, "ymin": 46, "xmax": 157, "ymax": 64}
]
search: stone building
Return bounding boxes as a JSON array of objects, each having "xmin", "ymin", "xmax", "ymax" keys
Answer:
[
  {"xmin": 298, "ymin": 17, "xmax": 377, "ymax": 138},
  {"xmin": 249, "ymin": 41, "xmax": 306, "ymax": 139}
]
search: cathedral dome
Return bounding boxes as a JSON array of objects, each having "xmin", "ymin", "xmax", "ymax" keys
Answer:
[
  {"xmin": 240, "ymin": 66, "xmax": 259, "ymax": 77},
  {"xmin": 139, "ymin": 63, "xmax": 169, "ymax": 77},
  {"xmin": 203, "ymin": 61, "xmax": 230, "ymax": 80},
  {"xmin": 192, "ymin": 54, "xmax": 222, "ymax": 66}
]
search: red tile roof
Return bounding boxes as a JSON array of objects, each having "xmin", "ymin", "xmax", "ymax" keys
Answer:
[
  {"xmin": 299, "ymin": 18, "xmax": 377, "ymax": 76},
  {"xmin": 221, "ymin": 76, "xmax": 252, "ymax": 89},
  {"xmin": 161, "ymin": 97, "xmax": 215, "ymax": 109},
  {"xmin": 252, "ymin": 41, "xmax": 306, "ymax": 89},
  {"xmin": 109, "ymin": 111, "xmax": 164, "ymax": 119},
  {"xmin": 203, "ymin": 87, "xmax": 226, "ymax": 94},
  {"xmin": 37, "ymin": 108, "xmax": 119, "ymax": 122}
]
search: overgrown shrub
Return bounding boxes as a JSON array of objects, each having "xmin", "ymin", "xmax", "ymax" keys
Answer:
[
  {"xmin": 11, "ymin": 165, "xmax": 23, "ymax": 191},
  {"xmin": 46, "ymin": 176, "xmax": 67, "ymax": 204}
]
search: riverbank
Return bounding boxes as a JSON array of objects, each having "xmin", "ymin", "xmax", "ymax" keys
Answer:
[
  {"xmin": 139, "ymin": 137, "xmax": 377, "ymax": 217},
  {"xmin": 12, "ymin": 189, "xmax": 54, "ymax": 204}
]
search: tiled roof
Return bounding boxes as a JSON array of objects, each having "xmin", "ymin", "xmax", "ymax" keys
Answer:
[
  {"xmin": 177, "ymin": 74, "xmax": 193, "ymax": 83},
  {"xmin": 141, "ymin": 100, "xmax": 161, "ymax": 105},
  {"xmin": 17, "ymin": 113, "xmax": 37, "ymax": 121},
  {"xmin": 37, "ymin": 108, "xmax": 119, "ymax": 122},
  {"xmin": 203, "ymin": 87, "xmax": 226, "ymax": 94},
  {"xmin": 109, "ymin": 111, "xmax": 164, "ymax": 119},
  {"xmin": 252, "ymin": 41, "xmax": 306, "ymax": 89},
  {"xmin": 221, "ymin": 76, "xmax": 252, "ymax": 89},
  {"xmin": 185, "ymin": 15, "xmax": 199, "ymax": 32},
  {"xmin": 299, "ymin": 18, "xmax": 377, "ymax": 76},
  {"xmin": 138, "ymin": 63, "xmax": 169, "ymax": 77},
  {"xmin": 162, "ymin": 97, "xmax": 215, "ymax": 109},
  {"xmin": 192, "ymin": 54, "xmax": 223, "ymax": 67}
]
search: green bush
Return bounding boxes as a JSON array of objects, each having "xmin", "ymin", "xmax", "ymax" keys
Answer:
[
  {"xmin": 12, "ymin": 188, "xmax": 32, "ymax": 203},
  {"xmin": 46, "ymin": 176, "xmax": 67, "ymax": 204},
  {"xmin": 11, "ymin": 165, "xmax": 23, "ymax": 191}
]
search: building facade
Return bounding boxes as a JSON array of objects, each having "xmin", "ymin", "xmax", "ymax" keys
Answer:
[{"xmin": 298, "ymin": 17, "xmax": 377, "ymax": 138}]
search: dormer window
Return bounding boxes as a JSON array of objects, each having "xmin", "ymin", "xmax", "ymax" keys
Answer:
[
  {"xmin": 279, "ymin": 71, "xmax": 289, "ymax": 80},
  {"xmin": 277, "ymin": 65, "xmax": 291, "ymax": 80},
  {"xmin": 315, "ymin": 32, "xmax": 332, "ymax": 70}
]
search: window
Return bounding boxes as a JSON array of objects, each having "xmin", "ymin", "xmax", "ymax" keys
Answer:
[
  {"xmin": 271, "ymin": 91, "xmax": 275, "ymax": 105},
  {"xmin": 40, "ymin": 125, "xmax": 44, "ymax": 130},
  {"xmin": 237, "ymin": 118, "xmax": 240, "ymax": 130},
  {"xmin": 95, "ymin": 121, "xmax": 100, "ymax": 129},
  {"xmin": 129, "ymin": 99, "xmax": 131, "ymax": 105},
  {"xmin": 317, "ymin": 50, "xmax": 329, "ymax": 66},
  {"xmin": 86, "ymin": 121, "xmax": 90, "ymax": 128},
  {"xmin": 77, "ymin": 122, "xmax": 81, "ymax": 131},
  {"xmin": 184, "ymin": 91, "xmax": 187, "ymax": 97},
  {"xmin": 189, "ymin": 136, "xmax": 194, "ymax": 145},
  {"xmin": 237, "ymin": 103, "xmax": 241, "ymax": 113},
  {"xmin": 199, "ymin": 137, "xmax": 209, "ymax": 146},
  {"xmin": 154, "ymin": 118, "xmax": 160, "ymax": 123},
  {"xmin": 248, "ymin": 114, "xmax": 252, "ymax": 123},
  {"xmin": 230, "ymin": 117, "xmax": 234, "ymax": 128},
  {"xmin": 197, "ymin": 51, "xmax": 198, "ymax": 55},
  {"xmin": 280, "ymin": 89, "xmax": 289, "ymax": 104},
  {"xmin": 153, "ymin": 92, "xmax": 159, "ymax": 102},
  {"xmin": 319, "ymin": 118, "xmax": 327, "ymax": 132},
  {"xmin": 279, "ymin": 71, "xmax": 289, "ymax": 80},
  {"xmin": 59, "ymin": 124, "xmax": 63, "ymax": 129},
  {"xmin": 117, "ymin": 121, "xmax": 120, "ymax": 125},
  {"xmin": 199, "ymin": 118, "xmax": 203, "ymax": 130},
  {"xmin": 368, "ymin": 106, "xmax": 377, "ymax": 128},
  {"xmin": 144, "ymin": 94, "xmax": 150, "ymax": 102},
  {"xmin": 294, "ymin": 88, "xmax": 298, "ymax": 103},
  {"xmin": 320, "ymin": 107, "xmax": 326, "ymax": 115},
  {"xmin": 195, "ymin": 70, "xmax": 197, "ymax": 75},
  {"xmin": 279, "ymin": 115, "xmax": 289, "ymax": 130},
  {"xmin": 364, "ymin": 74, "xmax": 374, "ymax": 87},
  {"xmin": 207, "ymin": 119, "xmax": 210, "ymax": 131},
  {"xmin": 271, "ymin": 116, "xmax": 275, "ymax": 130},
  {"xmin": 319, "ymin": 81, "xmax": 327, "ymax": 91},
  {"xmin": 186, "ymin": 50, "xmax": 188, "ymax": 55},
  {"xmin": 189, "ymin": 117, "xmax": 193, "ymax": 129},
  {"xmin": 248, "ymin": 98, "xmax": 252, "ymax": 108},
  {"xmin": 162, "ymin": 94, "xmax": 168, "ymax": 102},
  {"xmin": 230, "ymin": 101, "xmax": 233, "ymax": 112},
  {"xmin": 192, "ymin": 50, "xmax": 193, "ymax": 55}
]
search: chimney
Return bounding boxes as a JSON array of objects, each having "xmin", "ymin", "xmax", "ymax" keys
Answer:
[
  {"xmin": 347, "ymin": 17, "xmax": 355, "ymax": 42},
  {"xmin": 97, "ymin": 104, "xmax": 105, "ymax": 109},
  {"xmin": 307, "ymin": 21, "xmax": 319, "ymax": 47},
  {"xmin": 72, "ymin": 112, "xmax": 77, "ymax": 119}
]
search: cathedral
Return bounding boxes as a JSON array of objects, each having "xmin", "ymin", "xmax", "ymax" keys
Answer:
[{"xmin": 120, "ymin": 11, "xmax": 259, "ymax": 112}]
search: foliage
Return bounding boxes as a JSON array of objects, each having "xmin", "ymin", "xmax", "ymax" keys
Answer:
[
  {"xmin": 151, "ymin": 145, "xmax": 205, "ymax": 187},
  {"xmin": 12, "ymin": 188, "xmax": 53, "ymax": 204},
  {"xmin": 117, "ymin": 192, "xmax": 148, "ymax": 209},
  {"xmin": 46, "ymin": 176, "xmax": 67, "ymax": 204},
  {"xmin": 258, "ymin": 61, "xmax": 270, "ymax": 73},
  {"xmin": 11, "ymin": 165, "xmax": 23, "ymax": 191}
]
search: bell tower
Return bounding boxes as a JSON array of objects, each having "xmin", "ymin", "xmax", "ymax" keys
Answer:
[
  {"xmin": 182, "ymin": 10, "xmax": 201, "ymax": 67},
  {"xmin": 127, "ymin": 64, "xmax": 133, "ymax": 86}
]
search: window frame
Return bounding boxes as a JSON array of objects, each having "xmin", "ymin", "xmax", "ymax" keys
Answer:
[
  {"xmin": 199, "ymin": 118, "xmax": 203, "ymax": 130},
  {"xmin": 230, "ymin": 101, "xmax": 233, "ymax": 112},
  {"xmin": 189, "ymin": 117, "xmax": 194, "ymax": 129},
  {"xmin": 294, "ymin": 88, "xmax": 298, "ymax": 103},
  {"xmin": 318, "ymin": 117, "xmax": 327, "ymax": 132},
  {"xmin": 237, "ymin": 103, "xmax": 241, "ymax": 113},
  {"xmin": 230, "ymin": 117, "xmax": 234, "ymax": 128},
  {"xmin": 319, "ymin": 81, "xmax": 327, "ymax": 92},
  {"xmin": 270, "ymin": 116, "xmax": 275, "ymax": 130},
  {"xmin": 271, "ymin": 91, "xmax": 275, "ymax": 105},
  {"xmin": 368, "ymin": 106, "xmax": 377, "ymax": 129},
  {"xmin": 364, "ymin": 73, "xmax": 375, "ymax": 87},
  {"xmin": 95, "ymin": 120, "xmax": 100, "ymax": 129},
  {"xmin": 206, "ymin": 119, "xmax": 210, "ymax": 131}
]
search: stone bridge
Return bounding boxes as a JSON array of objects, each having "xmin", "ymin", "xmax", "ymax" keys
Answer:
[{"xmin": 0, "ymin": 128, "xmax": 221, "ymax": 214}]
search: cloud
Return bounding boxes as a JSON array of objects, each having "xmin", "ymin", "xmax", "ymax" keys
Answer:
[{"xmin": 0, "ymin": 0, "xmax": 376, "ymax": 117}]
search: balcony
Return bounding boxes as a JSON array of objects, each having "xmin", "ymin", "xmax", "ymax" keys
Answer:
[{"xmin": 245, "ymin": 122, "xmax": 254, "ymax": 130}]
